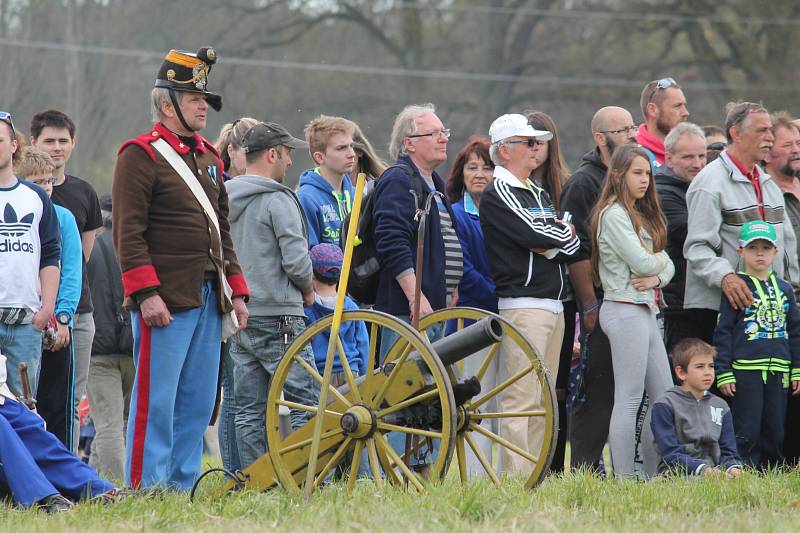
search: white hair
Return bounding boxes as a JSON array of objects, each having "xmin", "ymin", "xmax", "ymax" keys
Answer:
[
  {"xmin": 489, "ymin": 141, "xmax": 507, "ymax": 165},
  {"xmin": 150, "ymin": 87, "xmax": 173, "ymax": 123},
  {"xmin": 664, "ymin": 122, "xmax": 705, "ymax": 155},
  {"xmin": 388, "ymin": 103, "xmax": 436, "ymax": 161}
]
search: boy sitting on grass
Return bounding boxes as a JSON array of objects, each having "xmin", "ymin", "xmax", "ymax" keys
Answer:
[
  {"xmin": 651, "ymin": 338, "xmax": 742, "ymax": 478},
  {"xmin": 714, "ymin": 221, "xmax": 800, "ymax": 468},
  {"xmin": 304, "ymin": 244, "xmax": 368, "ymax": 386}
]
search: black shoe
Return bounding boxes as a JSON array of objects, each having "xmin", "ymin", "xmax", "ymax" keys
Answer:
[{"xmin": 37, "ymin": 493, "xmax": 73, "ymax": 513}]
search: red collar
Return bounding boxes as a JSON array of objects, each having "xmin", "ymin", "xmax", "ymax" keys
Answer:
[
  {"xmin": 152, "ymin": 123, "xmax": 207, "ymax": 156},
  {"xmin": 635, "ymin": 124, "xmax": 665, "ymax": 162},
  {"xmin": 726, "ymin": 152, "xmax": 759, "ymax": 180}
]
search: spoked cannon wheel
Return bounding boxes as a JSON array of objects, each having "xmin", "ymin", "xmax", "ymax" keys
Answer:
[
  {"xmin": 416, "ymin": 307, "xmax": 558, "ymax": 489},
  {"xmin": 261, "ymin": 309, "xmax": 456, "ymax": 494}
]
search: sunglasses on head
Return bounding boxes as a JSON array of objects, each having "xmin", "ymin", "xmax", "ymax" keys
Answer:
[
  {"xmin": 0, "ymin": 111, "xmax": 15, "ymax": 136},
  {"xmin": 649, "ymin": 77, "xmax": 677, "ymax": 101}
]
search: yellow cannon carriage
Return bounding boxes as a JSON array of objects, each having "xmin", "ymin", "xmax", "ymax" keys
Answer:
[{"xmin": 214, "ymin": 174, "xmax": 558, "ymax": 497}]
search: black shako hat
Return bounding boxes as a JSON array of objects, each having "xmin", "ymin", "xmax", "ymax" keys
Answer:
[{"xmin": 155, "ymin": 47, "xmax": 222, "ymax": 111}]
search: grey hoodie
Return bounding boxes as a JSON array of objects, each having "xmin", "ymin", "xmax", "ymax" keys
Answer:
[
  {"xmin": 226, "ymin": 175, "xmax": 312, "ymax": 317},
  {"xmin": 651, "ymin": 386, "xmax": 742, "ymax": 475}
]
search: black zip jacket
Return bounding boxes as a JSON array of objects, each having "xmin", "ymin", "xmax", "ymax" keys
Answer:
[
  {"xmin": 560, "ymin": 147, "xmax": 607, "ymax": 264},
  {"xmin": 87, "ymin": 227, "xmax": 133, "ymax": 356},
  {"xmin": 655, "ymin": 166, "xmax": 690, "ymax": 311},
  {"xmin": 480, "ymin": 167, "xmax": 579, "ymax": 300}
]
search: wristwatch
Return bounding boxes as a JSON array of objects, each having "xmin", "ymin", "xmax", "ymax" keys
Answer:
[{"xmin": 56, "ymin": 312, "xmax": 70, "ymax": 325}]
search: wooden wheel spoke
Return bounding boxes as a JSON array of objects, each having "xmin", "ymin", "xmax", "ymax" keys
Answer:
[
  {"xmin": 312, "ymin": 436, "xmax": 353, "ymax": 490},
  {"xmin": 455, "ymin": 436, "xmax": 467, "ymax": 484},
  {"xmin": 471, "ymin": 410, "xmax": 546, "ymax": 419},
  {"xmin": 376, "ymin": 423, "xmax": 442, "ymax": 440},
  {"xmin": 469, "ymin": 364, "xmax": 535, "ymax": 410},
  {"xmin": 293, "ymin": 354, "xmax": 352, "ymax": 407},
  {"xmin": 375, "ymin": 434, "xmax": 425, "ymax": 492},
  {"xmin": 363, "ymin": 322, "xmax": 380, "ymax": 393},
  {"xmin": 347, "ymin": 440, "xmax": 365, "ymax": 492},
  {"xmin": 335, "ymin": 336, "xmax": 363, "ymax": 403},
  {"xmin": 475, "ymin": 343, "xmax": 500, "ymax": 381},
  {"xmin": 469, "ymin": 422, "xmax": 538, "ymax": 464},
  {"xmin": 276, "ymin": 398, "xmax": 344, "ymax": 418},
  {"xmin": 278, "ymin": 427, "xmax": 344, "ymax": 455},
  {"xmin": 464, "ymin": 431, "xmax": 500, "ymax": 486},
  {"xmin": 375, "ymin": 389, "xmax": 439, "ymax": 418},
  {"xmin": 366, "ymin": 439, "xmax": 385, "ymax": 490}
]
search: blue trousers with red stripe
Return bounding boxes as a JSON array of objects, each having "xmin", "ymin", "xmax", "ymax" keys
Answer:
[
  {"xmin": 0, "ymin": 397, "xmax": 113, "ymax": 507},
  {"xmin": 125, "ymin": 281, "xmax": 221, "ymax": 490}
]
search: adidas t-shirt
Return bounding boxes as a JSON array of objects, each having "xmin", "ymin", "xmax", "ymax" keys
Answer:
[{"xmin": 0, "ymin": 179, "xmax": 61, "ymax": 314}]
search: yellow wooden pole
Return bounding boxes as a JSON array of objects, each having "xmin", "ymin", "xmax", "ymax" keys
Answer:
[{"xmin": 303, "ymin": 172, "xmax": 367, "ymax": 497}]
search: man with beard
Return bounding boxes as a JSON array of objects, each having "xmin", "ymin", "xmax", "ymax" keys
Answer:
[
  {"xmin": 637, "ymin": 78, "xmax": 690, "ymax": 169},
  {"xmin": 560, "ymin": 106, "xmax": 637, "ymax": 471},
  {"xmin": 684, "ymin": 102, "xmax": 799, "ymax": 345},
  {"xmin": 655, "ymin": 122, "xmax": 708, "ymax": 354},
  {"xmin": 764, "ymin": 113, "xmax": 800, "ymax": 251},
  {"xmin": 762, "ymin": 112, "xmax": 800, "ymax": 466}
]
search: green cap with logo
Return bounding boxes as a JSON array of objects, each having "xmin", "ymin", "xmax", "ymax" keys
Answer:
[{"xmin": 738, "ymin": 220, "xmax": 777, "ymax": 248}]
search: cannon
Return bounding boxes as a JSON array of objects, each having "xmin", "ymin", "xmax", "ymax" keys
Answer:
[{"xmin": 213, "ymin": 174, "xmax": 558, "ymax": 497}]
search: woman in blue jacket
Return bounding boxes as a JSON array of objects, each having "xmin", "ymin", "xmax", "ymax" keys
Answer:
[{"xmin": 444, "ymin": 136, "xmax": 498, "ymax": 477}]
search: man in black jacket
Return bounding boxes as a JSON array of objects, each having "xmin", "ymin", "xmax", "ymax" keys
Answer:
[
  {"xmin": 656, "ymin": 122, "xmax": 707, "ymax": 354},
  {"xmin": 86, "ymin": 194, "xmax": 134, "ymax": 480},
  {"xmin": 561, "ymin": 106, "xmax": 637, "ymax": 471}
]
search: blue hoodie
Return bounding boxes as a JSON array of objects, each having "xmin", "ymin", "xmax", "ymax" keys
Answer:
[
  {"xmin": 297, "ymin": 168, "xmax": 355, "ymax": 247},
  {"xmin": 304, "ymin": 295, "xmax": 368, "ymax": 374},
  {"xmin": 54, "ymin": 205, "xmax": 82, "ymax": 327}
]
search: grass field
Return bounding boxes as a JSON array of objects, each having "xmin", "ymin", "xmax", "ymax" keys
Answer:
[{"xmin": 3, "ymin": 467, "xmax": 800, "ymax": 532}]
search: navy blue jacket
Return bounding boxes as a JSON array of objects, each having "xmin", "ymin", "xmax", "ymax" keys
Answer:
[
  {"xmin": 714, "ymin": 272, "xmax": 800, "ymax": 386},
  {"xmin": 372, "ymin": 156, "xmax": 456, "ymax": 315},
  {"xmin": 451, "ymin": 197, "xmax": 497, "ymax": 312}
]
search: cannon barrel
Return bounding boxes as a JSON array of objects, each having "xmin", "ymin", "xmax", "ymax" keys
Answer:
[{"xmin": 429, "ymin": 316, "xmax": 503, "ymax": 366}]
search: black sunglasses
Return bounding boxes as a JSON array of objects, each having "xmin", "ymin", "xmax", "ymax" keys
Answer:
[
  {"xmin": 707, "ymin": 142, "xmax": 726, "ymax": 151},
  {"xmin": 505, "ymin": 138, "xmax": 547, "ymax": 148}
]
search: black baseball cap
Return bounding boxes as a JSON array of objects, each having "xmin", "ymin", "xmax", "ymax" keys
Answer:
[{"xmin": 242, "ymin": 122, "xmax": 308, "ymax": 154}]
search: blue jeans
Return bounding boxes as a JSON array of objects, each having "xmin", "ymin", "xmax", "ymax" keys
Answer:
[
  {"xmin": 230, "ymin": 315, "xmax": 320, "ymax": 469},
  {"xmin": 217, "ymin": 342, "xmax": 242, "ymax": 473},
  {"xmin": 0, "ymin": 323, "xmax": 44, "ymax": 399},
  {"xmin": 379, "ymin": 315, "xmax": 444, "ymax": 467}
]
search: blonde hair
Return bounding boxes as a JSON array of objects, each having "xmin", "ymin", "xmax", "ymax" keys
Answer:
[
  {"xmin": 17, "ymin": 146, "xmax": 56, "ymax": 179},
  {"xmin": 350, "ymin": 120, "xmax": 388, "ymax": 179},
  {"xmin": 215, "ymin": 117, "xmax": 258, "ymax": 175},
  {"xmin": 304, "ymin": 115, "xmax": 354, "ymax": 160}
]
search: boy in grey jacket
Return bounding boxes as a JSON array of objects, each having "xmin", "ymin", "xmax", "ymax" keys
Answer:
[
  {"xmin": 225, "ymin": 122, "xmax": 320, "ymax": 469},
  {"xmin": 650, "ymin": 338, "xmax": 742, "ymax": 477}
]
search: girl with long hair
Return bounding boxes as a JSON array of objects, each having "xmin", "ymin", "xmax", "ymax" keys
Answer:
[
  {"xmin": 214, "ymin": 117, "xmax": 258, "ymax": 178},
  {"xmin": 590, "ymin": 144, "xmax": 674, "ymax": 478}
]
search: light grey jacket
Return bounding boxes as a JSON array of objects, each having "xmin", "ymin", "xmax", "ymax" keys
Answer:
[
  {"xmin": 684, "ymin": 151, "xmax": 799, "ymax": 311},
  {"xmin": 226, "ymin": 175, "xmax": 313, "ymax": 318},
  {"xmin": 597, "ymin": 202, "xmax": 674, "ymax": 312}
]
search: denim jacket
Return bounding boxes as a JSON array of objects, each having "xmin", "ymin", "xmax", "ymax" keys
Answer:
[{"xmin": 597, "ymin": 202, "xmax": 674, "ymax": 312}]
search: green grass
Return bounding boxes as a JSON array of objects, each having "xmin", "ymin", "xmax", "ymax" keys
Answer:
[{"xmin": 3, "ymin": 468, "xmax": 800, "ymax": 532}]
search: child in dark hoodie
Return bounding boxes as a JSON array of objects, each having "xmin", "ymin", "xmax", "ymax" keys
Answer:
[
  {"xmin": 304, "ymin": 244, "xmax": 368, "ymax": 385},
  {"xmin": 651, "ymin": 338, "xmax": 742, "ymax": 478}
]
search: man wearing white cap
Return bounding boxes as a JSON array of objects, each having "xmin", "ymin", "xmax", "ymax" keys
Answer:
[{"xmin": 480, "ymin": 113, "xmax": 579, "ymax": 476}]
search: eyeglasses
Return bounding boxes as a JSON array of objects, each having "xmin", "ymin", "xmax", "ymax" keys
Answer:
[
  {"xmin": 649, "ymin": 77, "xmax": 677, "ymax": 101},
  {"xmin": 706, "ymin": 142, "xmax": 726, "ymax": 151},
  {"xmin": 505, "ymin": 138, "xmax": 548, "ymax": 148},
  {"xmin": 0, "ymin": 111, "xmax": 15, "ymax": 136},
  {"xmin": 598, "ymin": 125, "xmax": 639, "ymax": 136},
  {"xmin": 31, "ymin": 177, "xmax": 56, "ymax": 186},
  {"xmin": 408, "ymin": 128, "xmax": 451, "ymax": 140}
]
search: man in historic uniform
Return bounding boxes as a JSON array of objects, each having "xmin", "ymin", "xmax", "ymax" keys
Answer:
[{"xmin": 112, "ymin": 47, "xmax": 249, "ymax": 490}]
